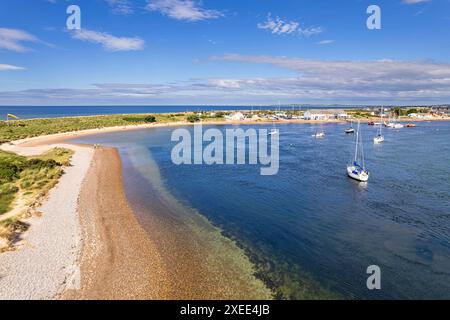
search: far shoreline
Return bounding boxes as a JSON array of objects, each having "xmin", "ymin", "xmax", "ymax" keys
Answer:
[
  {"xmin": 1, "ymin": 113, "xmax": 449, "ymax": 299},
  {"xmin": 5, "ymin": 114, "xmax": 450, "ymax": 149}
]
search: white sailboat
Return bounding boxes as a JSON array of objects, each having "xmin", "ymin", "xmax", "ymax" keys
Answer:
[
  {"xmin": 269, "ymin": 121, "xmax": 278, "ymax": 136},
  {"xmin": 347, "ymin": 121, "xmax": 369, "ymax": 182},
  {"xmin": 345, "ymin": 121, "xmax": 355, "ymax": 134},
  {"xmin": 312, "ymin": 122, "xmax": 325, "ymax": 138},
  {"xmin": 385, "ymin": 113, "xmax": 404, "ymax": 129},
  {"xmin": 269, "ymin": 102, "xmax": 279, "ymax": 136},
  {"xmin": 312, "ymin": 129, "xmax": 325, "ymax": 138},
  {"xmin": 374, "ymin": 111, "xmax": 385, "ymax": 144}
]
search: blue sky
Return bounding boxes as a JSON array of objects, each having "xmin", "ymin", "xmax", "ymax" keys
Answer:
[{"xmin": 0, "ymin": 0, "xmax": 449, "ymax": 105}]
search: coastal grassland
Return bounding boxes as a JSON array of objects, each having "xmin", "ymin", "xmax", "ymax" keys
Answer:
[
  {"xmin": 0, "ymin": 148, "xmax": 73, "ymax": 214},
  {"xmin": 0, "ymin": 112, "xmax": 228, "ymax": 143},
  {"xmin": 0, "ymin": 148, "xmax": 72, "ymax": 249}
]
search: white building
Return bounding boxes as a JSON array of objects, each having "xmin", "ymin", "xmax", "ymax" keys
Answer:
[
  {"xmin": 303, "ymin": 111, "xmax": 328, "ymax": 120},
  {"xmin": 336, "ymin": 113, "xmax": 349, "ymax": 119},
  {"xmin": 409, "ymin": 113, "xmax": 433, "ymax": 119},
  {"xmin": 226, "ymin": 112, "xmax": 245, "ymax": 121}
]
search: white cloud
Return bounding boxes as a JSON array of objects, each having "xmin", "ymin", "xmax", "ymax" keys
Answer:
[
  {"xmin": 207, "ymin": 54, "xmax": 450, "ymax": 102},
  {"xmin": 0, "ymin": 64, "xmax": 25, "ymax": 71},
  {"xmin": 0, "ymin": 28, "xmax": 38, "ymax": 52},
  {"xmin": 71, "ymin": 29, "xmax": 145, "ymax": 51},
  {"xmin": 257, "ymin": 14, "xmax": 323, "ymax": 37},
  {"xmin": 105, "ymin": 0, "xmax": 134, "ymax": 14},
  {"xmin": 146, "ymin": 0, "xmax": 223, "ymax": 21},
  {"xmin": 317, "ymin": 40, "xmax": 335, "ymax": 45},
  {"xmin": 402, "ymin": 0, "xmax": 431, "ymax": 4},
  {"xmin": 2, "ymin": 55, "xmax": 450, "ymax": 105}
]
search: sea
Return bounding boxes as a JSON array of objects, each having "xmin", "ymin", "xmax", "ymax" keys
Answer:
[
  {"xmin": 71, "ymin": 120, "xmax": 450, "ymax": 299},
  {"xmin": 1, "ymin": 105, "xmax": 356, "ymax": 120}
]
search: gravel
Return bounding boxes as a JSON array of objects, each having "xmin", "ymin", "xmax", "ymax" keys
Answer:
[{"xmin": 0, "ymin": 144, "xmax": 93, "ymax": 300}]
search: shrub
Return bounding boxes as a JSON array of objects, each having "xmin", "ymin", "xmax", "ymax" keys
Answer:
[
  {"xmin": 0, "ymin": 161, "xmax": 22, "ymax": 183},
  {"xmin": 144, "ymin": 115, "xmax": 156, "ymax": 123},
  {"xmin": 26, "ymin": 158, "xmax": 58, "ymax": 169},
  {"xmin": 187, "ymin": 114, "xmax": 200, "ymax": 123}
]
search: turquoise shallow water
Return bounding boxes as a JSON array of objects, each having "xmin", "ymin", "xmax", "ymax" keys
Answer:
[{"xmin": 72, "ymin": 121, "xmax": 450, "ymax": 299}]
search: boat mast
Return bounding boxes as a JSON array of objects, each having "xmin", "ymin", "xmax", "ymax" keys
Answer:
[
  {"xmin": 354, "ymin": 121, "xmax": 360, "ymax": 163},
  {"xmin": 360, "ymin": 124, "xmax": 365, "ymax": 169}
]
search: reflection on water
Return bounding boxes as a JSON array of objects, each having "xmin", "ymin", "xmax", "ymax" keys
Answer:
[{"xmin": 72, "ymin": 121, "xmax": 450, "ymax": 299}]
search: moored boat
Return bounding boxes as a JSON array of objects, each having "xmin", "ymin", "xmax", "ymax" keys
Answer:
[
  {"xmin": 312, "ymin": 131, "xmax": 325, "ymax": 138},
  {"xmin": 345, "ymin": 128, "xmax": 355, "ymax": 134},
  {"xmin": 347, "ymin": 121, "xmax": 370, "ymax": 182},
  {"xmin": 374, "ymin": 111, "xmax": 385, "ymax": 144}
]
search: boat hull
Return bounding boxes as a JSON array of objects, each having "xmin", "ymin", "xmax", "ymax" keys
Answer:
[
  {"xmin": 374, "ymin": 136, "xmax": 384, "ymax": 144},
  {"xmin": 347, "ymin": 166, "xmax": 369, "ymax": 182},
  {"xmin": 312, "ymin": 132, "xmax": 325, "ymax": 138}
]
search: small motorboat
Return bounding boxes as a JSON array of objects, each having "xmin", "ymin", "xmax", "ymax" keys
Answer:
[{"xmin": 406, "ymin": 123, "xmax": 416, "ymax": 128}]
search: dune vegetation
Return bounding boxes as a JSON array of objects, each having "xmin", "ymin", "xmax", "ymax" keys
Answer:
[
  {"xmin": 0, "ymin": 148, "xmax": 73, "ymax": 250},
  {"xmin": 0, "ymin": 113, "xmax": 228, "ymax": 144}
]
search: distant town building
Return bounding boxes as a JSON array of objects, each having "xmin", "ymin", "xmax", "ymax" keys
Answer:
[
  {"xmin": 226, "ymin": 112, "xmax": 245, "ymax": 121},
  {"xmin": 408, "ymin": 113, "xmax": 433, "ymax": 119}
]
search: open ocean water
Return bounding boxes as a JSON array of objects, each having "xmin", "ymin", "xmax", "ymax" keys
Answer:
[
  {"xmin": 0, "ymin": 105, "xmax": 357, "ymax": 120},
  {"xmin": 73, "ymin": 121, "xmax": 450, "ymax": 299}
]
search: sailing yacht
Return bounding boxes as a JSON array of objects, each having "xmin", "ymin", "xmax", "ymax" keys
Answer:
[
  {"xmin": 312, "ymin": 131, "xmax": 325, "ymax": 138},
  {"xmin": 269, "ymin": 122, "xmax": 278, "ymax": 136},
  {"xmin": 347, "ymin": 121, "xmax": 369, "ymax": 182},
  {"xmin": 385, "ymin": 114, "xmax": 404, "ymax": 129},
  {"xmin": 312, "ymin": 121, "xmax": 325, "ymax": 138},
  {"xmin": 269, "ymin": 102, "xmax": 279, "ymax": 136},
  {"xmin": 374, "ymin": 112, "xmax": 385, "ymax": 144},
  {"xmin": 345, "ymin": 121, "xmax": 355, "ymax": 134}
]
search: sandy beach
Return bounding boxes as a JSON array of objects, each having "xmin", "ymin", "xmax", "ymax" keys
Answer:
[
  {"xmin": 0, "ymin": 121, "xmax": 273, "ymax": 300},
  {"xmin": 62, "ymin": 148, "xmax": 170, "ymax": 299}
]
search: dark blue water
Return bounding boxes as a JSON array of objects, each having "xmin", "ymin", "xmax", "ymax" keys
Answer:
[
  {"xmin": 73, "ymin": 121, "xmax": 450, "ymax": 299},
  {"xmin": 0, "ymin": 105, "xmax": 357, "ymax": 120}
]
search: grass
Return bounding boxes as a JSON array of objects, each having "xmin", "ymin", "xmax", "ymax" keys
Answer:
[
  {"xmin": 0, "ymin": 113, "xmax": 193, "ymax": 143},
  {"xmin": 0, "ymin": 148, "xmax": 73, "ymax": 215},
  {"xmin": 0, "ymin": 147, "xmax": 72, "ymax": 250}
]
